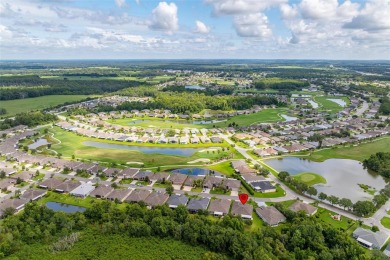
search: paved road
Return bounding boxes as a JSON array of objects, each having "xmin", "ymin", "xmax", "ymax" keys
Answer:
[{"xmin": 355, "ymin": 101, "xmax": 369, "ymax": 116}]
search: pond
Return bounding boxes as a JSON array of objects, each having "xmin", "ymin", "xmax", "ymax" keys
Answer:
[
  {"xmin": 172, "ymin": 168, "xmax": 223, "ymax": 177},
  {"xmin": 308, "ymin": 100, "xmax": 319, "ymax": 108},
  {"xmin": 46, "ymin": 202, "xmax": 86, "ymax": 213},
  {"xmin": 28, "ymin": 138, "xmax": 50, "ymax": 150},
  {"xmin": 281, "ymin": 114, "xmax": 298, "ymax": 122},
  {"xmin": 128, "ymin": 119, "xmax": 226, "ymax": 125},
  {"xmin": 327, "ymin": 98, "xmax": 347, "ymax": 107},
  {"xmin": 264, "ymin": 157, "xmax": 386, "ymax": 202},
  {"xmin": 185, "ymin": 85, "xmax": 205, "ymax": 90},
  {"xmin": 83, "ymin": 141, "xmax": 203, "ymax": 156}
]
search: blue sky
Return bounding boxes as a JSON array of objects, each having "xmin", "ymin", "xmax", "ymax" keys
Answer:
[{"xmin": 0, "ymin": 0, "xmax": 389, "ymax": 59}]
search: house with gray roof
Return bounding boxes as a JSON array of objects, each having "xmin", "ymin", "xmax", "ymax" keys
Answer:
[
  {"xmin": 144, "ymin": 192, "xmax": 169, "ymax": 208},
  {"xmin": 208, "ymin": 199, "xmax": 231, "ymax": 216},
  {"xmin": 121, "ymin": 168, "xmax": 139, "ymax": 179},
  {"xmin": 106, "ymin": 188, "xmax": 132, "ymax": 202},
  {"xmin": 288, "ymin": 201, "xmax": 317, "ymax": 216},
  {"xmin": 187, "ymin": 197, "xmax": 210, "ymax": 213},
  {"xmin": 203, "ymin": 176, "xmax": 223, "ymax": 189},
  {"xmin": 166, "ymin": 194, "xmax": 189, "ymax": 208},
  {"xmin": 251, "ymin": 181, "xmax": 276, "ymax": 193},
  {"xmin": 39, "ymin": 178, "xmax": 64, "ymax": 190},
  {"xmin": 132, "ymin": 171, "xmax": 153, "ymax": 181},
  {"xmin": 352, "ymin": 227, "xmax": 389, "ymax": 250},
  {"xmin": 255, "ymin": 206, "xmax": 286, "ymax": 226},
  {"xmin": 231, "ymin": 201, "xmax": 253, "ymax": 220},
  {"xmin": 90, "ymin": 185, "xmax": 114, "ymax": 198},
  {"xmin": 0, "ymin": 198, "xmax": 28, "ymax": 218},
  {"xmin": 384, "ymin": 243, "xmax": 390, "ymax": 257},
  {"xmin": 125, "ymin": 189, "xmax": 151, "ymax": 203},
  {"xmin": 168, "ymin": 173, "xmax": 188, "ymax": 186},
  {"xmin": 20, "ymin": 189, "xmax": 47, "ymax": 202},
  {"xmin": 70, "ymin": 182, "xmax": 95, "ymax": 198},
  {"xmin": 55, "ymin": 180, "xmax": 81, "ymax": 193},
  {"xmin": 223, "ymin": 179, "xmax": 241, "ymax": 191}
]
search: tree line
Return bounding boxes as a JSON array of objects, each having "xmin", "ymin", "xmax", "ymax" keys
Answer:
[
  {"xmin": 0, "ymin": 75, "xmax": 143, "ymax": 100},
  {"xmin": 363, "ymin": 152, "xmax": 390, "ymax": 178},
  {"xmin": 0, "ymin": 111, "xmax": 58, "ymax": 130},
  {"xmin": 97, "ymin": 92, "xmax": 284, "ymax": 114},
  {"xmin": 1, "ymin": 200, "xmax": 384, "ymax": 259}
]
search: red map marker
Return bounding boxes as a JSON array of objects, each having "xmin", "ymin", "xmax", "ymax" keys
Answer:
[{"xmin": 238, "ymin": 193, "xmax": 248, "ymax": 205}]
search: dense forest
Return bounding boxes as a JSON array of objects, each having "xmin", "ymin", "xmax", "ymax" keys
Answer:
[
  {"xmin": 363, "ymin": 152, "xmax": 390, "ymax": 178},
  {"xmin": 254, "ymin": 78, "xmax": 309, "ymax": 91},
  {"xmin": 0, "ymin": 75, "xmax": 143, "ymax": 100},
  {"xmin": 0, "ymin": 112, "xmax": 58, "ymax": 130},
  {"xmin": 1, "ymin": 201, "xmax": 384, "ymax": 259},
  {"xmin": 379, "ymin": 98, "xmax": 390, "ymax": 115},
  {"xmin": 97, "ymin": 92, "xmax": 284, "ymax": 114}
]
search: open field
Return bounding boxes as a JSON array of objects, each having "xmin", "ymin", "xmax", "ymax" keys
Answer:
[
  {"xmin": 381, "ymin": 217, "xmax": 390, "ymax": 229},
  {"xmin": 297, "ymin": 137, "xmax": 390, "ymax": 162},
  {"xmin": 293, "ymin": 172, "xmax": 327, "ymax": 186},
  {"xmin": 0, "ymin": 95, "xmax": 94, "ymax": 117},
  {"xmin": 314, "ymin": 96, "xmax": 350, "ymax": 113},
  {"xmin": 49, "ymin": 127, "xmax": 243, "ymax": 167},
  {"xmin": 205, "ymin": 161, "xmax": 235, "ymax": 176}
]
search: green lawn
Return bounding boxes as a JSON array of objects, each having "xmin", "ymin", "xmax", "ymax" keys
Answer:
[
  {"xmin": 314, "ymin": 96, "xmax": 350, "ymax": 113},
  {"xmin": 49, "ymin": 127, "xmax": 243, "ymax": 167},
  {"xmin": 38, "ymin": 191, "xmax": 96, "ymax": 209},
  {"xmin": 293, "ymin": 172, "xmax": 326, "ymax": 186},
  {"xmin": 213, "ymin": 108, "xmax": 287, "ymax": 128},
  {"xmin": 298, "ymin": 137, "xmax": 390, "ymax": 162},
  {"xmin": 381, "ymin": 217, "xmax": 390, "ymax": 229},
  {"xmin": 206, "ymin": 161, "xmax": 235, "ymax": 176},
  {"xmin": 0, "ymin": 95, "xmax": 94, "ymax": 117},
  {"xmin": 315, "ymin": 207, "xmax": 357, "ymax": 233}
]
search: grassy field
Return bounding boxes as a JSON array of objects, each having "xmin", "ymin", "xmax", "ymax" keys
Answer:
[
  {"xmin": 293, "ymin": 172, "xmax": 327, "ymax": 186},
  {"xmin": 381, "ymin": 217, "xmax": 390, "ymax": 229},
  {"xmin": 49, "ymin": 127, "xmax": 243, "ymax": 167},
  {"xmin": 0, "ymin": 95, "xmax": 93, "ymax": 117},
  {"xmin": 298, "ymin": 137, "xmax": 390, "ymax": 162},
  {"xmin": 314, "ymin": 96, "xmax": 350, "ymax": 113},
  {"xmin": 205, "ymin": 161, "xmax": 235, "ymax": 176},
  {"xmin": 212, "ymin": 108, "xmax": 287, "ymax": 128},
  {"xmin": 315, "ymin": 207, "xmax": 358, "ymax": 234},
  {"xmin": 107, "ymin": 108, "xmax": 286, "ymax": 129}
]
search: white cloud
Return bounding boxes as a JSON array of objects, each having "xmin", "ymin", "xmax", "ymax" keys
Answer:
[
  {"xmin": 233, "ymin": 13, "xmax": 272, "ymax": 38},
  {"xmin": 344, "ymin": 0, "xmax": 390, "ymax": 31},
  {"xmin": 280, "ymin": 3, "xmax": 298, "ymax": 20},
  {"xmin": 299, "ymin": 0, "xmax": 359, "ymax": 22},
  {"xmin": 115, "ymin": 0, "xmax": 126, "ymax": 8},
  {"xmin": 149, "ymin": 2, "xmax": 178, "ymax": 32},
  {"xmin": 205, "ymin": 0, "xmax": 286, "ymax": 15},
  {"xmin": 195, "ymin": 20, "xmax": 210, "ymax": 33}
]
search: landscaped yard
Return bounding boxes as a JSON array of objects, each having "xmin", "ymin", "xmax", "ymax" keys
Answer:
[
  {"xmin": 293, "ymin": 172, "xmax": 326, "ymax": 186},
  {"xmin": 0, "ymin": 95, "xmax": 94, "ymax": 117},
  {"xmin": 315, "ymin": 207, "xmax": 357, "ymax": 233},
  {"xmin": 206, "ymin": 161, "xmax": 235, "ymax": 176},
  {"xmin": 381, "ymin": 217, "xmax": 390, "ymax": 229}
]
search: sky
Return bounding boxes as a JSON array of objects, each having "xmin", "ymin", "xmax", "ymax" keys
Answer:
[{"xmin": 0, "ymin": 0, "xmax": 389, "ymax": 60}]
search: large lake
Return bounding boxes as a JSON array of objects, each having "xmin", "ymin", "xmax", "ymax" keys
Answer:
[
  {"xmin": 83, "ymin": 141, "xmax": 203, "ymax": 156},
  {"xmin": 264, "ymin": 157, "xmax": 386, "ymax": 202},
  {"xmin": 46, "ymin": 202, "xmax": 86, "ymax": 213}
]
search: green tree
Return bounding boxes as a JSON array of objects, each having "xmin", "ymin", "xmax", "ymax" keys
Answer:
[
  {"xmin": 318, "ymin": 192, "xmax": 327, "ymax": 201},
  {"xmin": 338, "ymin": 198, "xmax": 353, "ymax": 210},
  {"xmin": 166, "ymin": 185, "xmax": 174, "ymax": 195}
]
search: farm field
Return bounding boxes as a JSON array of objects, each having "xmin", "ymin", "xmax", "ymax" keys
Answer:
[
  {"xmin": 299, "ymin": 137, "xmax": 390, "ymax": 162},
  {"xmin": 293, "ymin": 172, "xmax": 327, "ymax": 186},
  {"xmin": 0, "ymin": 95, "xmax": 93, "ymax": 117},
  {"xmin": 314, "ymin": 96, "xmax": 350, "ymax": 113},
  {"xmin": 49, "ymin": 127, "xmax": 243, "ymax": 167}
]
